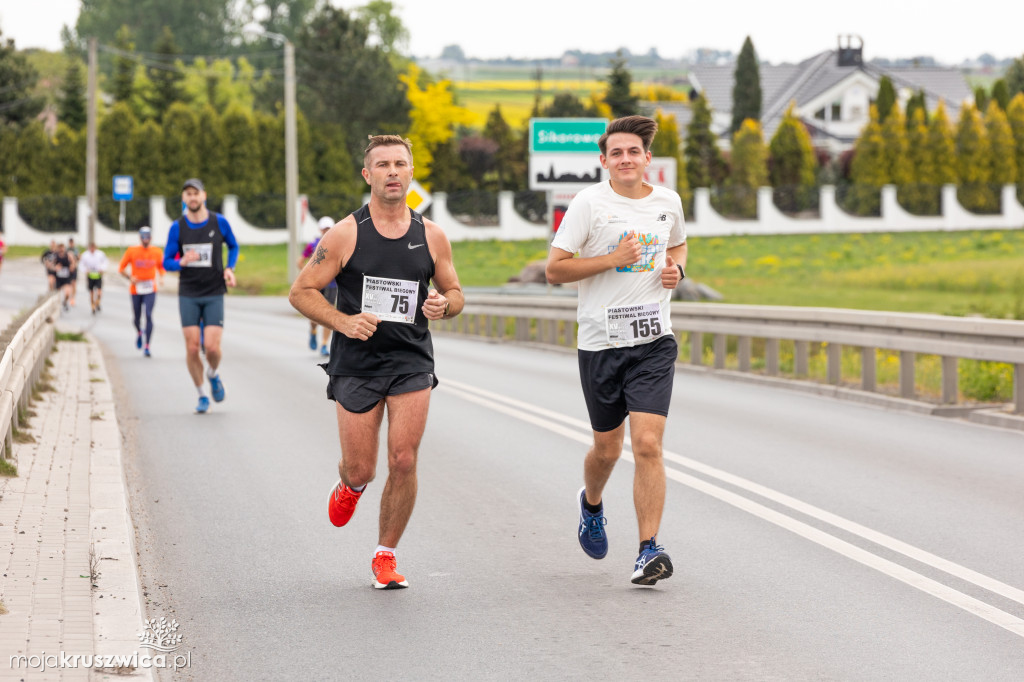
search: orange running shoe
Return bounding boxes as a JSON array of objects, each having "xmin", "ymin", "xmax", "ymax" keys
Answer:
[
  {"xmin": 327, "ymin": 480, "xmax": 363, "ymax": 527},
  {"xmin": 371, "ymin": 551, "xmax": 409, "ymax": 590}
]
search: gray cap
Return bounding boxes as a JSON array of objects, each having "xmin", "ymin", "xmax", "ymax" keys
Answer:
[
  {"xmin": 182, "ymin": 178, "xmax": 205, "ymax": 192},
  {"xmin": 139, "ymin": 226, "xmax": 152, "ymax": 237}
]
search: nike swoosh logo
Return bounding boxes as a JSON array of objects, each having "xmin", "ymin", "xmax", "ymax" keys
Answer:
[{"xmin": 408, "ymin": 243, "xmax": 425, "ymax": 250}]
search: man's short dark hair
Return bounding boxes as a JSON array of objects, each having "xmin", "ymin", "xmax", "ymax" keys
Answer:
[
  {"xmin": 598, "ymin": 115, "xmax": 659, "ymax": 155},
  {"xmin": 363, "ymin": 135, "xmax": 413, "ymax": 167}
]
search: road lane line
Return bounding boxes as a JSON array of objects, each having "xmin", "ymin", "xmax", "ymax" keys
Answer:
[{"xmin": 443, "ymin": 379, "xmax": 1024, "ymax": 638}]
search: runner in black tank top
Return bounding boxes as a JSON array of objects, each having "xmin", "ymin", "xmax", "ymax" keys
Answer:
[
  {"xmin": 326, "ymin": 204, "xmax": 435, "ymax": 377},
  {"xmin": 288, "ymin": 135, "xmax": 465, "ymax": 590}
]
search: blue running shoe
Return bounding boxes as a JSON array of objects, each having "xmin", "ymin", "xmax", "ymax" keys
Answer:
[
  {"xmin": 631, "ymin": 537, "xmax": 673, "ymax": 585},
  {"xmin": 577, "ymin": 486, "xmax": 608, "ymax": 559},
  {"xmin": 135, "ymin": 333, "xmax": 142, "ymax": 349},
  {"xmin": 320, "ymin": 344, "xmax": 330, "ymax": 356},
  {"xmin": 209, "ymin": 374, "xmax": 225, "ymax": 402},
  {"xmin": 143, "ymin": 346, "xmax": 151, "ymax": 357},
  {"xmin": 309, "ymin": 332, "xmax": 317, "ymax": 350},
  {"xmin": 195, "ymin": 396, "xmax": 210, "ymax": 414}
]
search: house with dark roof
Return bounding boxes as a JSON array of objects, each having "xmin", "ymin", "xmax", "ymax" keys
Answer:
[{"xmin": 684, "ymin": 36, "xmax": 973, "ymax": 154}]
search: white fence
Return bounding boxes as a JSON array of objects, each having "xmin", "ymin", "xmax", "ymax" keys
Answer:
[{"xmin": 3, "ymin": 184, "xmax": 1023, "ymax": 247}]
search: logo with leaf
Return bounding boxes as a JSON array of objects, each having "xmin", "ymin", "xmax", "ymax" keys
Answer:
[{"xmin": 138, "ymin": 617, "xmax": 184, "ymax": 652}]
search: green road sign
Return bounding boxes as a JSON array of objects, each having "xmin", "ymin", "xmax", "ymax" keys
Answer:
[{"xmin": 529, "ymin": 118, "xmax": 607, "ymax": 153}]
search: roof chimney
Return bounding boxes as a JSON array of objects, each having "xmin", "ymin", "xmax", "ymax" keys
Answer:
[{"xmin": 837, "ymin": 34, "xmax": 864, "ymax": 67}]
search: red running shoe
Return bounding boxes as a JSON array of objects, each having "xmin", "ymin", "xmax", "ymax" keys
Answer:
[
  {"xmin": 371, "ymin": 551, "xmax": 408, "ymax": 590},
  {"xmin": 327, "ymin": 480, "xmax": 363, "ymax": 527}
]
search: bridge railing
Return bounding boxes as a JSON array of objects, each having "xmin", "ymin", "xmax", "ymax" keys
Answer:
[
  {"xmin": 1, "ymin": 294, "xmax": 59, "ymax": 460},
  {"xmin": 433, "ymin": 294, "xmax": 1024, "ymax": 415}
]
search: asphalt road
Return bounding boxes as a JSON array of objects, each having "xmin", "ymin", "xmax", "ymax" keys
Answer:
[{"xmin": 53, "ymin": 281, "xmax": 1024, "ymax": 681}]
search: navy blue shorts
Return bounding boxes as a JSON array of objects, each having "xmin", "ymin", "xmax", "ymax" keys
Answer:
[
  {"xmin": 326, "ymin": 372, "xmax": 438, "ymax": 414},
  {"xmin": 179, "ymin": 295, "xmax": 224, "ymax": 328},
  {"xmin": 577, "ymin": 335, "xmax": 678, "ymax": 432}
]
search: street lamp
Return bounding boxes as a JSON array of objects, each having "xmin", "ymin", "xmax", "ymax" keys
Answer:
[{"xmin": 247, "ymin": 28, "xmax": 300, "ymax": 282}]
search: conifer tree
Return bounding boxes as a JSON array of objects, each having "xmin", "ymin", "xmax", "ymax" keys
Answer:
[
  {"xmin": 903, "ymin": 108, "xmax": 937, "ymax": 214},
  {"xmin": 684, "ymin": 92, "xmax": 727, "ymax": 189},
  {"xmin": 161, "ymin": 103, "xmax": 199, "ymax": 196},
  {"xmin": 58, "ymin": 59, "xmax": 87, "ymax": 130},
  {"xmin": 905, "ymin": 89, "xmax": 927, "ymax": 129},
  {"xmin": 925, "ymin": 101, "xmax": 958, "ymax": 189},
  {"xmin": 992, "ymin": 79, "xmax": 1010, "ymax": 111},
  {"xmin": 876, "ymin": 77, "xmax": 896, "ymax": 123},
  {"xmin": 12, "ymin": 122, "xmax": 51, "ymax": 196},
  {"xmin": 848, "ymin": 105, "xmax": 887, "ymax": 215},
  {"xmin": 49, "ymin": 123, "xmax": 85, "ymax": 197},
  {"xmin": 148, "ymin": 27, "xmax": 185, "ymax": 120},
  {"xmin": 483, "ymin": 105, "xmax": 524, "ymax": 191},
  {"xmin": 195, "ymin": 105, "xmax": 227, "ymax": 192},
  {"xmin": 881, "ymin": 105, "xmax": 913, "ymax": 187},
  {"xmin": 1007, "ymin": 93, "xmax": 1024, "ymax": 203},
  {"xmin": 955, "ymin": 103, "xmax": 994, "ymax": 212},
  {"xmin": 768, "ymin": 103, "xmax": 816, "ymax": 211},
  {"xmin": 985, "ymin": 100, "xmax": 1017, "ymax": 186},
  {"xmin": 651, "ymin": 108, "xmax": 689, "ymax": 202},
  {"xmin": 132, "ymin": 119, "xmax": 164, "ymax": 201},
  {"xmin": 257, "ymin": 111, "xmax": 284, "ymax": 195},
  {"xmin": 221, "ymin": 104, "xmax": 262, "ymax": 198},
  {"xmin": 1007, "ymin": 57, "xmax": 1024, "ymax": 98},
  {"xmin": 974, "ymin": 86, "xmax": 989, "ymax": 113},
  {"xmin": 97, "ymin": 103, "xmax": 139, "ymax": 199},
  {"xmin": 726, "ymin": 119, "xmax": 768, "ymax": 218},
  {"xmin": 112, "ymin": 25, "xmax": 136, "ymax": 105},
  {"xmin": 731, "ymin": 36, "xmax": 762, "ymax": 133},
  {"xmin": 605, "ymin": 51, "xmax": 639, "ymax": 118}
]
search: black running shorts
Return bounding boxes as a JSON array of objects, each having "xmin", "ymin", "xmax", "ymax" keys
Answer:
[
  {"xmin": 326, "ymin": 372, "xmax": 438, "ymax": 414},
  {"xmin": 577, "ymin": 335, "xmax": 678, "ymax": 432}
]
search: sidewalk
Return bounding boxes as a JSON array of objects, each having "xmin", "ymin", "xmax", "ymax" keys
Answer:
[{"xmin": 0, "ymin": 283, "xmax": 151, "ymax": 679}]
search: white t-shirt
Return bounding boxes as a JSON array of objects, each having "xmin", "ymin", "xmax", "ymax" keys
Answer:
[
  {"xmin": 78, "ymin": 249, "xmax": 109, "ymax": 275},
  {"xmin": 551, "ymin": 181, "xmax": 686, "ymax": 351}
]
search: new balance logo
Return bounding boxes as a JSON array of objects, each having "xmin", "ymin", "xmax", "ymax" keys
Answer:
[
  {"xmin": 657, "ymin": 214, "xmax": 667, "ymax": 221},
  {"xmin": 408, "ymin": 243, "xmax": 425, "ymax": 250}
]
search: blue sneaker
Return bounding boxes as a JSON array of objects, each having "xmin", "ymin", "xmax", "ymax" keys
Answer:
[
  {"xmin": 577, "ymin": 486, "xmax": 608, "ymax": 559},
  {"xmin": 319, "ymin": 344, "xmax": 330, "ymax": 356},
  {"xmin": 631, "ymin": 537, "xmax": 673, "ymax": 585},
  {"xmin": 209, "ymin": 374, "xmax": 225, "ymax": 402},
  {"xmin": 195, "ymin": 396, "xmax": 210, "ymax": 414},
  {"xmin": 143, "ymin": 346, "xmax": 151, "ymax": 357},
  {"xmin": 135, "ymin": 333, "xmax": 142, "ymax": 349},
  {"xmin": 309, "ymin": 332, "xmax": 317, "ymax": 350}
]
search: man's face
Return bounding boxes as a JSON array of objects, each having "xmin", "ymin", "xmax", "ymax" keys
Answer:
[
  {"xmin": 88, "ymin": 244, "xmax": 97, "ymax": 252},
  {"xmin": 182, "ymin": 187, "xmax": 206, "ymax": 212},
  {"xmin": 362, "ymin": 145, "xmax": 413, "ymax": 203},
  {"xmin": 141, "ymin": 234, "xmax": 151, "ymax": 246},
  {"xmin": 600, "ymin": 132, "xmax": 650, "ymax": 186}
]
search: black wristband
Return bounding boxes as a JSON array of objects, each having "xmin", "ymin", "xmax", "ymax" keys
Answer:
[{"xmin": 676, "ymin": 264, "xmax": 685, "ymax": 280}]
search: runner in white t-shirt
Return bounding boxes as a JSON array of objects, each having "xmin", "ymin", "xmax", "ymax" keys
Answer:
[
  {"xmin": 546, "ymin": 115, "xmax": 687, "ymax": 587},
  {"xmin": 78, "ymin": 242, "xmax": 109, "ymax": 314}
]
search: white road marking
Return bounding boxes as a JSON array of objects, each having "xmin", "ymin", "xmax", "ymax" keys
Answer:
[{"xmin": 442, "ymin": 378, "xmax": 1024, "ymax": 639}]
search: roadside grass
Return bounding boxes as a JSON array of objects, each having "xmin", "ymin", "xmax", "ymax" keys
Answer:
[{"xmin": 0, "ymin": 457, "xmax": 17, "ymax": 477}]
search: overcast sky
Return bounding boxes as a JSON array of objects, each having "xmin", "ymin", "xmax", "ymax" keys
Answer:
[{"xmin": 1, "ymin": 0, "xmax": 1021, "ymax": 64}]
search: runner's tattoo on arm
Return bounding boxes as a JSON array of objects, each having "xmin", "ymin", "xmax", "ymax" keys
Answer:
[{"xmin": 312, "ymin": 244, "xmax": 327, "ymax": 266}]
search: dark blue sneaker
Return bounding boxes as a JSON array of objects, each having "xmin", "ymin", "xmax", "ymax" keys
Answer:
[
  {"xmin": 209, "ymin": 374, "xmax": 225, "ymax": 402},
  {"xmin": 195, "ymin": 396, "xmax": 210, "ymax": 414},
  {"xmin": 309, "ymin": 332, "xmax": 317, "ymax": 350},
  {"xmin": 577, "ymin": 486, "xmax": 608, "ymax": 559},
  {"xmin": 631, "ymin": 537, "xmax": 673, "ymax": 585},
  {"xmin": 143, "ymin": 346, "xmax": 151, "ymax": 357},
  {"xmin": 135, "ymin": 333, "xmax": 142, "ymax": 349},
  {"xmin": 319, "ymin": 344, "xmax": 330, "ymax": 356}
]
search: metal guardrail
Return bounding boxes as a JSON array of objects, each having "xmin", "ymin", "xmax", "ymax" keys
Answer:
[
  {"xmin": 434, "ymin": 294, "xmax": 1024, "ymax": 415},
  {"xmin": 1, "ymin": 294, "xmax": 59, "ymax": 459}
]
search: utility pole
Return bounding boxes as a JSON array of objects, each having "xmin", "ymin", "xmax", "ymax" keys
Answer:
[
  {"xmin": 284, "ymin": 39, "xmax": 298, "ymax": 283},
  {"xmin": 86, "ymin": 37, "xmax": 98, "ymax": 244}
]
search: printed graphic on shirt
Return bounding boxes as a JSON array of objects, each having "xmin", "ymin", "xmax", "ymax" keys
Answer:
[{"xmin": 607, "ymin": 230, "xmax": 663, "ymax": 273}]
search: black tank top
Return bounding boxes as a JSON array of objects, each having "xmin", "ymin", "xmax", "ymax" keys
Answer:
[
  {"xmin": 174, "ymin": 213, "xmax": 226, "ymax": 297},
  {"xmin": 325, "ymin": 205, "xmax": 435, "ymax": 377}
]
